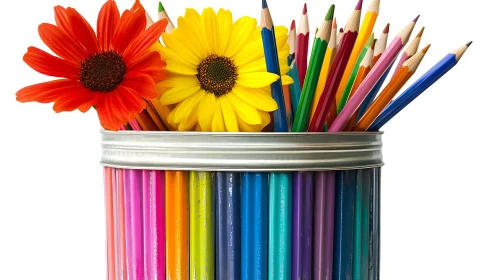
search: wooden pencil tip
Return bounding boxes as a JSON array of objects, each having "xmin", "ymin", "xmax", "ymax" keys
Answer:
[
  {"xmin": 421, "ymin": 44, "xmax": 431, "ymax": 53},
  {"xmin": 325, "ymin": 4, "xmax": 335, "ymax": 20},
  {"xmin": 417, "ymin": 26, "xmax": 425, "ymax": 37},
  {"xmin": 339, "ymin": 27, "xmax": 344, "ymax": 32},
  {"xmin": 371, "ymin": 39, "xmax": 377, "ymax": 49},
  {"xmin": 262, "ymin": 0, "xmax": 268, "ymax": 9},
  {"xmin": 333, "ymin": 17, "xmax": 337, "ymax": 28},
  {"xmin": 302, "ymin": 3, "xmax": 307, "ymax": 14},
  {"xmin": 291, "ymin": 20, "xmax": 296, "ymax": 30},
  {"xmin": 413, "ymin": 15, "xmax": 420, "ymax": 22},
  {"xmin": 466, "ymin": 41, "xmax": 473, "ymax": 47},
  {"xmin": 383, "ymin": 23, "xmax": 390, "ymax": 33},
  {"xmin": 158, "ymin": 1, "xmax": 165, "ymax": 12},
  {"xmin": 355, "ymin": 0, "xmax": 364, "ymax": 10}
]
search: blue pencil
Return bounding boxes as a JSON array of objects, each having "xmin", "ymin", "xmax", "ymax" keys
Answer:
[
  {"xmin": 356, "ymin": 62, "xmax": 394, "ymax": 122},
  {"xmin": 215, "ymin": 172, "xmax": 241, "ymax": 280},
  {"xmin": 289, "ymin": 60, "xmax": 302, "ymax": 116},
  {"xmin": 242, "ymin": 172, "xmax": 269, "ymax": 280},
  {"xmin": 261, "ymin": 0, "xmax": 288, "ymax": 132},
  {"xmin": 368, "ymin": 42, "xmax": 472, "ymax": 131}
]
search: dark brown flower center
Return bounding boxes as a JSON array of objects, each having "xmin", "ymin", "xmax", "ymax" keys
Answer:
[
  {"xmin": 80, "ymin": 51, "xmax": 126, "ymax": 92},
  {"xmin": 197, "ymin": 54, "xmax": 237, "ymax": 96}
]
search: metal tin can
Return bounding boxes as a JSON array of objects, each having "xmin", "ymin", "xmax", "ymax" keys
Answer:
[{"xmin": 101, "ymin": 131, "xmax": 383, "ymax": 280}]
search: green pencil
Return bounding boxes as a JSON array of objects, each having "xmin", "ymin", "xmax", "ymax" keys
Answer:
[
  {"xmin": 337, "ymin": 33, "xmax": 375, "ymax": 113},
  {"xmin": 292, "ymin": 4, "xmax": 335, "ymax": 132}
]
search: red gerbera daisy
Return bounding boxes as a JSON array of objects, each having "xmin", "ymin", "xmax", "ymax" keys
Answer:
[{"xmin": 16, "ymin": 0, "xmax": 168, "ymax": 130}]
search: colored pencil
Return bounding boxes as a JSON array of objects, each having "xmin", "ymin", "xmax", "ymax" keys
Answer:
[
  {"xmin": 308, "ymin": 0, "xmax": 362, "ymax": 132},
  {"xmin": 329, "ymin": 16, "xmax": 418, "ymax": 132},
  {"xmin": 355, "ymin": 44, "xmax": 431, "ymax": 131},
  {"xmin": 261, "ymin": 0, "xmax": 287, "ymax": 132},
  {"xmin": 149, "ymin": 99, "xmax": 176, "ymax": 130},
  {"xmin": 215, "ymin": 172, "xmax": 241, "ymax": 280},
  {"xmin": 269, "ymin": 172, "xmax": 292, "ymax": 280},
  {"xmin": 335, "ymin": 0, "xmax": 380, "ymax": 105},
  {"xmin": 333, "ymin": 170, "xmax": 357, "ymax": 280},
  {"xmin": 104, "ymin": 168, "xmax": 117, "ymax": 280},
  {"xmin": 242, "ymin": 172, "xmax": 269, "ymax": 280},
  {"xmin": 292, "ymin": 5, "xmax": 335, "ymax": 132},
  {"xmin": 142, "ymin": 171, "xmax": 153, "ymax": 280},
  {"xmin": 337, "ymin": 34, "xmax": 375, "ymax": 113},
  {"xmin": 145, "ymin": 103, "xmax": 167, "ymax": 131},
  {"xmin": 288, "ymin": 20, "xmax": 296, "ymax": 65},
  {"xmin": 283, "ymin": 85, "xmax": 293, "ymax": 130},
  {"xmin": 116, "ymin": 169, "xmax": 127, "ymax": 279},
  {"xmin": 150, "ymin": 171, "xmax": 165, "ymax": 280},
  {"xmin": 296, "ymin": 3, "xmax": 310, "ymax": 87},
  {"xmin": 291, "ymin": 171, "xmax": 313, "ymax": 280},
  {"xmin": 289, "ymin": 60, "xmax": 302, "ymax": 116},
  {"xmin": 189, "ymin": 171, "xmax": 215, "ymax": 280},
  {"xmin": 125, "ymin": 169, "xmax": 145, "ymax": 280},
  {"xmin": 353, "ymin": 169, "xmax": 372, "ymax": 280},
  {"xmin": 371, "ymin": 168, "xmax": 382, "ymax": 280},
  {"xmin": 158, "ymin": 1, "xmax": 175, "ymax": 33},
  {"xmin": 309, "ymin": 17, "xmax": 338, "ymax": 124},
  {"xmin": 393, "ymin": 27, "xmax": 425, "ymax": 75},
  {"xmin": 368, "ymin": 42, "xmax": 472, "ymax": 131},
  {"xmin": 345, "ymin": 39, "xmax": 376, "ymax": 131},
  {"xmin": 165, "ymin": 171, "xmax": 189, "ymax": 280},
  {"xmin": 354, "ymin": 23, "xmax": 390, "ymax": 123},
  {"xmin": 136, "ymin": 110, "xmax": 159, "ymax": 131},
  {"xmin": 313, "ymin": 171, "xmax": 336, "ymax": 280},
  {"xmin": 337, "ymin": 28, "xmax": 344, "ymax": 47}
]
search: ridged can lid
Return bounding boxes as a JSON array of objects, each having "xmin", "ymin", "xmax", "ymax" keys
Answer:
[{"xmin": 101, "ymin": 131, "xmax": 383, "ymax": 171}]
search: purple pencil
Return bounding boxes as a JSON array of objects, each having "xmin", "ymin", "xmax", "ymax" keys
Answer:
[
  {"xmin": 152, "ymin": 171, "xmax": 166, "ymax": 280},
  {"xmin": 125, "ymin": 170, "xmax": 144, "ymax": 280},
  {"xmin": 143, "ymin": 171, "xmax": 152, "ymax": 280},
  {"xmin": 292, "ymin": 171, "xmax": 313, "ymax": 280},
  {"xmin": 314, "ymin": 171, "xmax": 336, "ymax": 279}
]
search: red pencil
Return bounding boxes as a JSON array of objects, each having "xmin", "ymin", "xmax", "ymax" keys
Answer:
[
  {"xmin": 373, "ymin": 23, "xmax": 390, "ymax": 66},
  {"xmin": 309, "ymin": 0, "xmax": 362, "ymax": 132},
  {"xmin": 296, "ymin": 3, "xmax": 310, "ymax": 88}
]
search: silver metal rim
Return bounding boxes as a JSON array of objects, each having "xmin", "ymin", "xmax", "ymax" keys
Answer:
[{"xmin": 101, "ymin": 131, "xmax": 383, "ymax": 171}]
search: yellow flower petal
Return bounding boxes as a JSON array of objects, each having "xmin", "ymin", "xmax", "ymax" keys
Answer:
[
  {"xmin": 259, "ymin": 109, "xmax": 271, "ymax": 128},
  {"xmin": 233, "ymin": 37, "xmax": 265, "ymax": 66},
  {"xmin": 197, "ymin": 92, "xmax": 217, "ymax": 132},
  {"xmin": 165, "ymin": 60, "xmax": 198, "ymax": 75},
  {"xmin": 237, "ymin": 56, "xmax": 267, "ymax": 74},
  {"xmin": 232, "ymin": 86, "xmax": 278, "ymax": 112},
  {"xmin": 236, "ymin": 109, "xmax": 271, "ymax": 132},
  {"xmin": 281, "ymin": 75, "xmax": 294, "ymax": 85},
  {"xmin": 156, "ymin": 75, "xmax": 199, "ymax": 92},
  {"xmin": 160, "ymin": 84, "xmax": 201, "ymax": 105},
  {"xmin": 167, "ymin": 105, "xmax": 179, "ymax": 126},
  {"xmin": 150, "ymin": 42, "xmax": 168, "ymax": 61},
  {"xmin": 274, "ymin": 26, "xmax": 289, "ymax": 49},
  {"xmin": 226, "ymin": 92, "xmax": 262, "ymax": 125},
  {"xmin": 162, "ymin": 34, "xmax": 201, "ymax": 66},
  {"xmin": 236, "ymin": 72, "xmax": 280, "ymax": 88},
  {"xmin": 217, "ymin": 9, "xmax": 232, "ymax": 56},
  {"xmin": 177, "ymin": 9, "xmax": 209, "ymax": 58},
  {"xmin": 201, "ymin": 8, "xmax": 219, "ymax": 55},
  {"xmin": 173, "ymin": 90, "xmax": 205, "ymax": 124},
  {"xmin": 225, "ymin": 16, "xmax": 258, "ymax": 58},
  {"xmin": 220, "ymin": 96, "xmax": 239, "ymax": 132},
  {"xmin": 212, "ymin": 99, "xmax": 226, "ymax": 132},
  {"xmin": 178, "ymin": 101, "xmax": 200, "ymax": 131}
]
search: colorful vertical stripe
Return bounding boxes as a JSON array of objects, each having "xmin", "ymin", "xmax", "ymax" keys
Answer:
[{"xmin": 292, "ymin": 171, "xmax": 313, "ymax": 280}]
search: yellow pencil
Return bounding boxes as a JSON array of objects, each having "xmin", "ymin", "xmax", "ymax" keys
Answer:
[
  {"xmin": 309, "ymin": 17, "xmax": 338, "ymax": 124},
  {"xmin": 335, "ymin": 0, "xmax": 380, "ymax": 104}
]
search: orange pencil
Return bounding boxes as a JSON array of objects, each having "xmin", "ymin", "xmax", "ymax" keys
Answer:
[
  {"xmin": 145, "ymin": 102, "xmax": 167, "ymax": 131},
  {"xmin": 393, "ymin": 27, "xmax": 425, "ymax": 75},
  {"xmin": 136, "ymin": 110, "xmax": 159, "ymax": 131},
  {"xmin": 165, "ymin": 171, "xmax": 189, "ymax": 280},
  {"xmin": 355, "ymin": 44, "xmax": 431, "ymax": 131},
  {"xmin": 345, "ymin": 39, "xmax": 376, "ymax": 130}
]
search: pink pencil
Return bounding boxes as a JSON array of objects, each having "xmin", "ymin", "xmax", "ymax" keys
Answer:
[
  {"xmin": 125, "ymin": 170, "xmax": 144, "ymax": 280},
  {"xmin": 393, "ymin": 26, "xmax": 425, "ymax": 75},
  {"xmin": 328, "ymin": 16, "xmax": 419, "ymax": 132},
  {"xmin": 117, "ymin": 169, "xmax": 128, "ymax": 279},
  {"xmin": 142, "ymin": 171, "xmax": 152, "ymax": 280},
  {"xmin": 104, "ymin": 167, "xmax": 117, "ymax": 280},
  {"xmin": 152, "ymin": 171, "xmax": 166, "ymax": 280}
]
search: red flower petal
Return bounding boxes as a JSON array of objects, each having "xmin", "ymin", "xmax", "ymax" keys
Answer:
[
  {"xmin": 109, "ymin": 88, "xmax": 136, "ymax": 122},
  {"xmin": 16, "ymin": 79, "xmax": 82, "ymax": 103},
  {"xmin": 127, "ymin": 51, "xmax": 167, "ymax": 83},
  {"xmin": 116, "ymin": 85, "xmax": 147, "ymax": 112},
  {"xmin": 23, "ymin": 47, "xmax": 80, "ymax": 80},
  {"xmin": 96, "ymin": 94, "xmax": 128, "ymax": 131},
  {"xmin": 66, "ymin": 8, "xmax": 99, "ymax": 54},
  {"xmin": 38, "ymin": 23, "xmax": 88, "ymax": 64},
  {"xmin": 121, "ymin": 74, "xmax": 158, "ymax": 100},
  {"xmin": 122, "ymin": 19, "xmax": 168, "ymax": 62},
  {"xmin": 53, "ymin": 85, "xmax": 101, "ymax": 112},
  {"xmin": 54, "ymin": 6, "xmax": 72, "ymax": 36},
  {"xmin": 112, "ymin": 8, "xmax": 146, "ymax": 54},
  {"xmin": 97, "ymin": 0, "xmax": 120, "ymax": 51}
]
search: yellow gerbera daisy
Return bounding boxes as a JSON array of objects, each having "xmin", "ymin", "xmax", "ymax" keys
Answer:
[{"xmin": 153, "ymin": 8, "xmax": 292, "ymax": 132}]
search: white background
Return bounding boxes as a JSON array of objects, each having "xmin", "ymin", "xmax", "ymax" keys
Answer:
[{"xmin": 0, "ymin": 0, "xmax": 498, "ymax": 279}]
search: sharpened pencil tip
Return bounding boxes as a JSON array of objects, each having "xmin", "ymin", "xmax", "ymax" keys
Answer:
[
  {"xmin": 325, "ymin": 4, "xmax": 335, "ymax": 20},
  {"xmin": 339, "ymin": 28, "xmax": 344, "ymax": 32},
  {"xmin": 466, "ymin": 41, "xmax": 473, "ymax": 47},
  {"xmin": 355, "ymin": 0, "xmax": 363, "ymax": 10},
  {"xmin": 383, "ymin": 23, "xmax": 390, "ymax": 33},
  {"xmin": 158, "ymin": 1, "xmax": 165, "ymax": 12},
  {"xmin": 417, "ymin": 26, "xmax": 425, "ymax": 37},
  {"xmin": 302, "ymin": 3, "xmax": 307, "ymax": 14},
  {"xmin": 422, "ymin": 44, "xmax": 431, "ymax": 53},
  {"xmin": 413, "ymin": 15, "xmax": 420, "ymax": 22},
  {"xmin": 333, "ymin": 17, "xmax": 337, "ymax": 28},
  {"xmin": 262, "ymin": 0, "xmax": 268, "ymax": 9},
  {"xmin": 290, "ymin": 20, "xmax": 296, "ymax": 30},
  {"xmin": 371, "ymin": 39, "xmax": 377, "ymax": 49}
]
